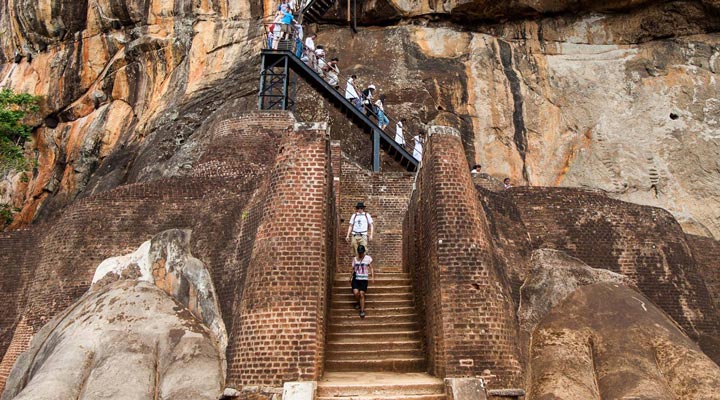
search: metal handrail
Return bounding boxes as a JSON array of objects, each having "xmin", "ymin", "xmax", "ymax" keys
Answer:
[{"xmin": 261, "ymin": 8, "xmax": 423, "ymax": 160}]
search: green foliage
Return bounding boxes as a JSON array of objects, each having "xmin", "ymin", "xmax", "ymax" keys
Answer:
[
  {"xmin": 0, "ymin": 203, "xmax": 20, "ymax": 226},
  {"xmin": 0, "ymin": 89, "xmax": 41, "ymax": 173}
]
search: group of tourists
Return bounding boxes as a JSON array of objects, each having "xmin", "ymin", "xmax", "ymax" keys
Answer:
[{"xmin": 265, "ymin": 1, "xmax": 425, "ymax": 162}]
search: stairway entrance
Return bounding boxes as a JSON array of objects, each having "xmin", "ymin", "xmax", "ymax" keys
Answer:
[
  {"xmin": 319, "ymin": 272, "xmax": 445, "ymax": 399},
  {"xmin": 319, "ymin": 159, "xmax": 444, "ymax": 399}
]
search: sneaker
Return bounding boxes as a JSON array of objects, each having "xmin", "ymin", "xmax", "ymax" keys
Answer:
[
  {"xmin": 359, "ymin": 311, "xmax": 366, "ymax": 319},
  {"xmin": 354, "ymin": 302, "xmax": 361, "ymax": 310}
]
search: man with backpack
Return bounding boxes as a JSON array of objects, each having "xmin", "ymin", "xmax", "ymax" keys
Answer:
[{"xmin": 345, "ymin": 202, "xmax": 374, "ymax": 257}]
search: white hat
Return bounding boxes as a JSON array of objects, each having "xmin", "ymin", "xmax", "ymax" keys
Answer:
[{"xmin": 368, "ymin": 84, "xmax": 376, "ymax": 90}]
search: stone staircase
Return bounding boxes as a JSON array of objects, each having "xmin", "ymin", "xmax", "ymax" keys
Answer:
[{"xmin": 320, "ymin": 272, "xmax": 445, "ymax": 399}]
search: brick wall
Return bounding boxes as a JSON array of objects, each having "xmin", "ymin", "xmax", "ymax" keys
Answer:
[
  {"xmin": 404, "ymin": 125, "xmax": 522, "ymax": 386},
  {"xmin": 506, "ymin": 187, "xmax": 720, "ymax": 363},
  {"xmin": 230, "ymin": 122, "xmax": 334, "ymax": 387},
  {"xmin": 337, "ymin": 155, "xmax": 414, "ymax": 272},
  {"xmin": 0, "ymin": 111, "xmax": 336, "ymax": 393},
  {"xmin": 688, "ymin": 234, "xmax": 720, "ymax": 312}
]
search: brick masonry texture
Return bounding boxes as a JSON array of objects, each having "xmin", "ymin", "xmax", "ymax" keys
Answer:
[
  {"xmin": 231, "ymin": 122, "xmax": 335, "ymax": 386},
  {"xmin": 404, "ymin": 126, "xmax": 523, "ymax": 386},
  {"xmin": 687, "ymin": 235, "xmax": 720, "ymax": 325},
  {"xmin": 336, "ymin": 154, "xmax": 414, "ymax": 272},
  {"xmin": 505, "ymin": 187, "xmax": 720, "ymax": 363},
  {"xmin": 0, "ymin": 111, "xmax": 337, "ymax": 393}
]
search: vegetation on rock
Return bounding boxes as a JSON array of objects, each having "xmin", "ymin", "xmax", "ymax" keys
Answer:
[{"xmin": 0, "ymin": 89, "xmax": 40, "ymax": 173}]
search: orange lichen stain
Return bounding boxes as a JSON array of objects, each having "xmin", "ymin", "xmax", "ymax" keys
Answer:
[{"xmin": 554, "ymin": 128, "xmax": 592, "ymax": 186}]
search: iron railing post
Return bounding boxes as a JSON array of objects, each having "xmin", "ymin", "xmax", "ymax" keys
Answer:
[{"xmin": 373, "ymin": 129, "xmax": 380, "ymax": 172}]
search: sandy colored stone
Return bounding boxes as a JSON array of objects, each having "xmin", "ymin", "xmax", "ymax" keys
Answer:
[
  {"xmin": 0, "ymin": 280, "xmax": 224, "ymax": 400},
  {"xmin": 528, "ymin": 283, "xmax": 720, "ymax": 399},
  {"xmin": 518, "ymin": 248, "xmax": 633, "ymax": 333}
]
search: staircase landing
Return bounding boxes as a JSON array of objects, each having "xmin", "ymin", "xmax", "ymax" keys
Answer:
[{"xmin": 318, "ymin": 372, "xmax": 445, "ymax": 400}]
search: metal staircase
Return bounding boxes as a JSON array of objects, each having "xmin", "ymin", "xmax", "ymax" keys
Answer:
[
  {"xmin": 258, "ymin": 47, "xmax": 419, "ymax": 173},
  {"xmin": 302, "ymin": 0, "xmax": 336, "ymax": 24}
]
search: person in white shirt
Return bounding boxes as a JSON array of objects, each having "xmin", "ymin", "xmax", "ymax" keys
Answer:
[
  {"xmin": 325, "ymin": 57, "xmax": 340, "ymax": 88},
  {"xmin": 351, "ymin": 244, "xmax": 374, "ymax": 319},
  {"xmin": 395, "ymin": 118, "xmax": 405, "ymax": 146},
  {"xmin": 304, "ymin": 34, "xmax": 316, "ymax": 68},
  {"xmin": 503, "ymin": 178, "xmax": 512, "ymax": 190},
  {"xmin": 413, "ymin": 133, "xmax": 424, "ymax": 161},
  {"xmin": 345, "ymin": 201, "xmax": 374, "ymax": 257},
  {"xmin": 345, "ymin": 75, "xmax": 361, "ymax": 110}
]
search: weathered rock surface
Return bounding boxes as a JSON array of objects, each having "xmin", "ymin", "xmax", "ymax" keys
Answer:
[
  {"xmin": 0, "ymin": 0, "xmax": 718, "ymax": 241},
  {"xmin": 0, "ymin": 0, "xmax": 262, "ymax": 226},
  {"xmin": 304, "ymin": 14, "xmax": 720, "ymax": 238},
  {"xmin": 528, "ymin": 283, "xmax": 720, "ymax": 399},
  {"xmin": 518, "ymin": 249, "xmax": 633, "ymax": 333},
  {"xmin": 1, "ymin": 229, "xmax": 227, "ymax": 399},
  {"xmin": 1, "ymin": 280, "xmax": 224, "ymax": 400}
]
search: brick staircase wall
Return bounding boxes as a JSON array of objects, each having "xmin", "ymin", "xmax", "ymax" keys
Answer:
[
  {"xmin": 403, "ymin": 125, "xmax": 522, "ymax": 386},
  {"xmin": 232, "ymin": 121, "xmax": 336, "ymax": 386},
  {"xmin": 688, "ymin": 234, "xmax": 720, "ymax": 311},
  {"xmin": 335, "ymin": 153, "xmax": 414, "ymax": 272},
  {"xmin": 0, "ymin": 112, "xmax": 338, "ymax": 393}
]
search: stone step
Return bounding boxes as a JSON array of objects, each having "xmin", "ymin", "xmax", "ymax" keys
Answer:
[
  {"xmin": 325, "ymin": 358, "xmax": 426, "ymax": 372},
  {"xmin": 318, "ymin": 372, "xmax": 444, "ymax": 397},
  {"xmin": 328, "ymin": 331, "xmax": 422, "ymax": 343},
  {"xmin": 318, "ymin": 395, "xmax": 445, "ymax": 400},
  {"xmin": 329, "ymin": 306, "xmax": 416, "ymax": 317},
  {"xmin": 333, "ymin": 285, "xmax": 414, "ymax": 294},
  {"xmin": 329, "ymin": 321, "xmax": 419, "ymax": 333},
  {"xmin": 332, "ymin": 292, "xmax": 413, "ymax": 300},
  {"xmin": 330, "ymin": 313, "xmax": 418, "ymax": 324},
  {"xmin": 326, "ymin": 340, "xmax": 422, "ymax": 352},
  {"xmin": 334, "ymin": 275, "xmax": 411, "ymax": 286},
  {"xmin": 332, "ymin": 299, "xmax": 414, "ymax": 309},
  {"xmin": 326, "ymin": 348, "xmax": 424, "ymax": 361}
]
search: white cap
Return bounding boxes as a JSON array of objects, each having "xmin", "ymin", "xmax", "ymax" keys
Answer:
[{"xmin": 368, "ymin": 85, "xmax": 376, "ymax": 90}]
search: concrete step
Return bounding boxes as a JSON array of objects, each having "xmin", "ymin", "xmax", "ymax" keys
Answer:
[
  {"xmin": 334, "ymin": 275, "xmax": 411, "ymax": 286},
  {"xmin": 327, "ymin": 340, "xmax": 422, "ymax": 352},
  {"xmin": 330, "ymin": 313, "xmax": 418, "ymax": 324},
  {"xmin": 329, "ymin": 306, "xmax": 416, "ymax": 317},
  {"xmin": 318, "ymin": 395, "xmax": 445, "ymax": 400},
  {"xmin": 328, "ymin": 331, "xmax": 422, "ymax": 343},
  {"xmin": 332, "ymin": 285, "xmax": 413, "ymax": 294},
  {"xmin": 318, "ymin": 372, "xmax": 444, "ymax": 397},
  {"xmin": 332, "ymin": 293, "xmax": 414, "ymax": 302},
  {"xmin": 329, "ymin": 321, "xmax": 419, "ymax": 333},
  {"xmin": 325, "ymin": 358, "xmax": 426, "ymax": 372},
  {"xmin": 332, "ymin": 299, "xmax": 414, "ymax": 309},
  {"xmin": 326, "ymin": 348, "xmax": 424, "ymax": 361}
]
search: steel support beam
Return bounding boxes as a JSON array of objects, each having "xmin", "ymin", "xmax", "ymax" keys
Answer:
[{"xmin": 373, "ymin": 129, "xmax": 380, "ymax": 173}]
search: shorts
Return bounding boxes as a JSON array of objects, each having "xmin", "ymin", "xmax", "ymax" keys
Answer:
[
  {"xmin": 351, "ymin": 278, "xmax": 368, "ymax": 293},
  {"xmin": 281, "ymin": 24, "xmax": 291, "ymax": 34}
]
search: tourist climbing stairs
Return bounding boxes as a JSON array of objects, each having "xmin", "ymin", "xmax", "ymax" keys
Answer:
[
  {"xmin": 258, "ymin": 47, "xmax": 418, "ymax": 172},
  {"xmin": 318, "ymin": 271, "xmax": 445, "ymax": 399}
]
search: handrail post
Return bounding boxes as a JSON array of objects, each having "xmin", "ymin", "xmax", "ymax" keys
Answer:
[
  {"xmin": 281, "ymin": 56, "xmax": 290, "ymax": 110},
  {"xmin": 373, "ymin": 129, "xmax": 380, "ymax": 173},
  {"xmin": 258, "ymin": 54, "xmax": 267, "ymax": 110}
]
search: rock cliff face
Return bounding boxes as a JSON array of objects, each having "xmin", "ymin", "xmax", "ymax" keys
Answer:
[{"xmin": 1, "ymin": 0, "xmax": 719, "ymax": 239}]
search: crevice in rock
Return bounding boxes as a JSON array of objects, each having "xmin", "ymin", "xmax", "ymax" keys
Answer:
[{"xmin": 497, "ymin": 39, "xmax": 529, "ymax": 182}]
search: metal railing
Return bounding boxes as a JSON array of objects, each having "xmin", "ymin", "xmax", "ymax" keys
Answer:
[{"xmin": 260, "ymin": 14, "xmax": 423, "ymax": 161}]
